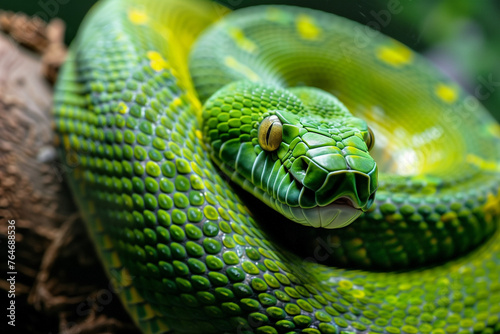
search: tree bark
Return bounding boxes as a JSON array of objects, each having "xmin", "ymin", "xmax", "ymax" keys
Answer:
[{"xmin": 0, "ymin": 12, "xmax": 139, "ymax": 334}]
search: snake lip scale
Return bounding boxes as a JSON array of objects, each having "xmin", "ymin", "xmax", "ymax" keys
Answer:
[{"xmin": 53, "ymin": 0, "xmax": 500, "ymax": 333}]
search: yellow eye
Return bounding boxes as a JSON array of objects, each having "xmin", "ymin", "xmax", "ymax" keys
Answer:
[
  {"xmin": 258, "ymin": 115, "xmax": 282, "ymax": 151},
  {"xmin": 366, "ymin": 126, "xmax": 375, "ymax": 151}
]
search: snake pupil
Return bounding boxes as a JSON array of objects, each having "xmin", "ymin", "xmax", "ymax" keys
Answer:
[
  {"xmin": 266, "ymin": 123, "xmax": 274, "ymax": 144},
  {"xmin": 258, "ymin": 115, "xmax": 282, "ymax": 151}
]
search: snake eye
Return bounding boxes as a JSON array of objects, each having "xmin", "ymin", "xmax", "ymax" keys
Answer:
[
  {"xmin": 258, "ymin": 115, "xmax": 282, "ymax": 151},
  {"xmin": 365, "ymin": 126, "xmax": 375, "ymax": 151}
]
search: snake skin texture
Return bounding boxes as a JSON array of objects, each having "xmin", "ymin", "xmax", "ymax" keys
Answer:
[{"xmin": 53, "ymin": 0, "xmax": 500, "ymax": 333}]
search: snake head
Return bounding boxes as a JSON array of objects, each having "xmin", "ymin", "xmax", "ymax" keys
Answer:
[{"xmin": 202, "ymin": 82, "xmax": 378, "ymax": 228}]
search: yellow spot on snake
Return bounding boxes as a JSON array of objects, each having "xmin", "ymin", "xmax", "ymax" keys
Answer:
[
  {"xmin": 143, "ymin": 303, "xmax": 156, "ymax": 319},
  {"xmin": 128, "ymin": 286, "xmax": 145, "ymax": 303},
  {"xmin": 150, "ymin": 60, "xmax": 168, "ymax": 71},
  {"xmin": 118, "ymin": 102, "xmax": 128, "ymax": 114},
  {"xmin": 466, "ymin": 154, "xmax": 500, "ymax": 172},
  {"xmin": 156, "ymin": 321, "xmax": 170, "ymax": 332},
  {"xmin": 195, "ymin": 130, "xmax": 203, "ymax": 140},
  {"xmin": 487, "ymin": 123, "xmax": 500, "ymax": 139},
  {"xmin": 110, "ymin": 251, "xmax": 122, "ymax": 268},
  {"xmin": 128, "ymin": 8, "xmax": 149, "ymax": 25},
  {"xmin": 172, "ymin": 97, "xmax": 182, "ymax": 107},
  {"xmin": 483, "ymin": 190, "xmax": 500, "ymax": 223},
  {"xmin": 102, "ymin": 235, "xmax": 113, "ymax": 249},
  {"xmin": 224, "ymin": 56, "xmax": 260, "ymax": 81},
  {"xmin": 147, "ymin": 51, "xmax": 169, "ymax": 71},
  {"xmin": 113, "ymin": 267, "xmax": 134, "ymax": 288},
  {"xmin": 338, "ymin": 280, "xmax": 353, "ymax": 290},
  {"xmin": 437, "ymin": 278, "xmax": 450, "ymax": 286},
  {"xmin": 441, "ymin": 211, "xmax": 457, "ymax": 222},
  {"xmin": 229, "ymin": 28, "xmax": 258, "ymax": 53},
  {"xmin": 376, "ymin": 43, "xmax": 413, "ymax": 67},
  {"xmin": 62, "ymin": 134, "xmax": 70, "ymax": 151},
  {"xmin": 296, "ymin": 15, "xmax": 321, "ymax": 40},
  {"xmin": 351, "ymin": 290, "xmax": 365, "ymax": 298},
  {"xmin": 435, "ymin": 83, "xmax": 458, "ymax": 104},
  {"xmin": 147, "ymin": 51, "xmax": 163, "ymax": 60}
]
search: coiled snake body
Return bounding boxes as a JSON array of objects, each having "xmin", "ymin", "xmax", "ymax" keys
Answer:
[{"xmin": 54, "ymin": 0, "xmax": 500, "ymax": 332}]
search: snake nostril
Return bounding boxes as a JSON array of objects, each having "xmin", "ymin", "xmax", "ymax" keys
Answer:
[{"xmin": 290, "ymin": 156, "xmax": 310, "ymax": 183}]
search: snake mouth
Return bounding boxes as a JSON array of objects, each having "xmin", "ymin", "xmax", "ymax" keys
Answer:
[
  {"xmin": 274, "ymin": 196, "xmax": 363, "ymax": 229},
  {"xmin": 331, "ymin": 196, "xmax": 362, "ymax": 209},
  {"xmin": 304, "ymin": 197, "xmax": 362, "ymax": 228},
  {"xmin": 266, "ymin": 163, "xmax": 376, "ymax": 229}
]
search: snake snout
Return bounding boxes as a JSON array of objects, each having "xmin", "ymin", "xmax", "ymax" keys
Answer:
[
  {"xmin": 276, "ymin": 143, "xmax": 377, "ymax": 228},
  {"xmin": 285, "ymin": 148, "xmax": 378, "ymax": 208}
]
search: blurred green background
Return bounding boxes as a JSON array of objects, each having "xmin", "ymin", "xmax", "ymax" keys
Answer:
[{"xmin": 2, "ymin": 0, "xmax": 499, "ymax": 120}]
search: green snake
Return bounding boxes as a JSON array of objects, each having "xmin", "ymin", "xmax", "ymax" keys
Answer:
[{"xmin": 53, "ymin": 0, "xmax": 500, "ymax": 332}]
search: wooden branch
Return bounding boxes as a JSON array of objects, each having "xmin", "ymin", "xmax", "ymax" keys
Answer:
[{"xmin": 0, "ymin": 12, "xmax": 139, "ymax": 334}]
